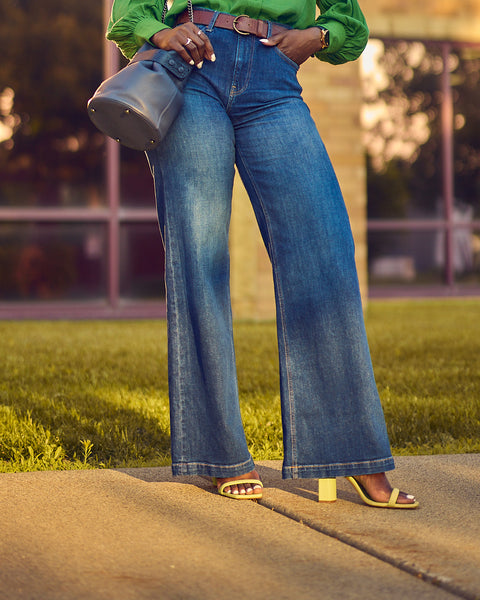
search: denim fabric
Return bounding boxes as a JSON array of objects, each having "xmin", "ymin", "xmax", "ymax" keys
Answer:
[{"xmin": 147, "ymin": 11, "xmax": 395, "ymax": 479}]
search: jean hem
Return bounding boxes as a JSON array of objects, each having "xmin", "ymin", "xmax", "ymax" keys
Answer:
[
  {"xmin": 282, "ymin": 456, "xmax": 395, "ymax": 479},
  {"xmin": 171, "ymin": 457, "xmax": 256, "ymax": 477}
]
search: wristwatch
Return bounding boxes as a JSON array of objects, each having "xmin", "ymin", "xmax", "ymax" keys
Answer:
[{"xmin": 318, "ymin": 26, "xmax": 330, "ymax": 51}]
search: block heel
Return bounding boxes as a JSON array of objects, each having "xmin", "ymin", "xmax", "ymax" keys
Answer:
[{"xmin": 318, "ymin": 478, "xmax": 337, "ymax": 502}]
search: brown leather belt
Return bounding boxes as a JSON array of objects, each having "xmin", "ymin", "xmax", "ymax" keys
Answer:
[{"xmin": 176, "ymin": 9, "xmax": 287, "ymax": 38}]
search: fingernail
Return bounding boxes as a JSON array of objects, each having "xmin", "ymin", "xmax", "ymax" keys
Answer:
[
  {"xmin": 197, "ymin": 61, "xmax": 203, "ymax": 69},
  {"xmin": 260, "ymin": 38, "xmax": 269, "ymax": 43},
  {"xmin": 210, "ymin": 53, "xmax": 216, "ymax": 62},
  {"xmin": 189, "ymin": 60, "xmax": 195, "ymax": 66}
]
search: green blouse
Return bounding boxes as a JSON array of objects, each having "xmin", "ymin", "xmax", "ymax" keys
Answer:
[{"xmin": 107, "ymin": 0, "xmax": 369, "ymax": 64}]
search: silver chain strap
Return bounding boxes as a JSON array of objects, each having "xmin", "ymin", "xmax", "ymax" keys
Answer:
[{"xmin": 161, "ymin": 0, "xmax": 194, "ymax": 24}]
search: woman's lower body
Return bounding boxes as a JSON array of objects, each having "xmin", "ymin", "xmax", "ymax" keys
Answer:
[{"xmin": 147, "ymin": 12, "xmax": 395, "ymax": 483}]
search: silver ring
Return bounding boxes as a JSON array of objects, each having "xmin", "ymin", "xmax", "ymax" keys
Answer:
[
  {"xmin": 197, "ymin": 30, "xmax": 203, "ymax": 36},
  {"xmin": 184, "ymin": 37, "xmax": 192, "ymax": 46}
]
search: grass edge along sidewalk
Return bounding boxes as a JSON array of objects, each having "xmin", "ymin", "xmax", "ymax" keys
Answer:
[{"xmin": 0, "ymin": 299, "xmax": 479, "ymax": 472}]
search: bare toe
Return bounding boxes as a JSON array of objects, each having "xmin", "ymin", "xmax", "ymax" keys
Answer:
[
  {"xmin": 215, "ymin": 470, "xmax": 263, "ymax": 499},
  {"xmin": 356, "ymin": 473, "xmax": 416, "ymax": 504}
]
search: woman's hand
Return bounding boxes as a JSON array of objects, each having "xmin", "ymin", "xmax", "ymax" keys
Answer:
[
  {"xmin": 151, "ymin": 23, "xmax": 215, "ymax": 68},
  {"xmin": 260, "ymin": 27, "xmax": 325, "ymax": 66}
]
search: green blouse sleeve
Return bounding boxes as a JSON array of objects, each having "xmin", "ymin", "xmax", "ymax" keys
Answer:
[
  {"xmin": 106, "ymin": 0, "xmax": 369, "ymax": 63},
  {"xmin": 314, "ymin": 0, "xmax": 369, "ymax": 65},
  {"xmin": 106, "ymin": 0, "xmax": 170, "ymax": 59}
]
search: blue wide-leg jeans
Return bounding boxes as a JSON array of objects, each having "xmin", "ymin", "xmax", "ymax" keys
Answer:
[{"xmin": 147, "ymin": 11, "xmax": 395, "ymax": 479}]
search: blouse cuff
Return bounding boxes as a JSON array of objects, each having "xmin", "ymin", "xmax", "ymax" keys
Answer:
[
  {"xmin": 134, "ymin": 18, "xmax": 170, "ymax": 47},
  {"xmin": 316, "ymin": 19, "xmax": 346, "ymax": 55}
]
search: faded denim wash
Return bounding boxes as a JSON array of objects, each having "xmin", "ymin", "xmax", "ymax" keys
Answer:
[{"xmin": 147, "ymin": 11, "xmax": 395, "ymax": 479}]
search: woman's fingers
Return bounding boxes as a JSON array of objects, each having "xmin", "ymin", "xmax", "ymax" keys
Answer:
[
  {"xmin": 194, "ymin": 28, "xmax": 216, "ymax": 63},
  {"xmin": 260, "ymin": 28, "xmax": 323, "ymax": 65},
  {"xmin": 181, "ymin": 25, "xmax": 216, "ymax": 67},
  {"xmin": 183, "ymin": 30, "xmax": 203, "ymax": 67},
  {"xmin": 151, "ymin": 24, "xmax": 215, "ymax": 68}
]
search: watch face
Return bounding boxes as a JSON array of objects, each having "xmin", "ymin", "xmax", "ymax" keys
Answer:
[{"xmin": 320, "ymin": 27, "xmax": 329, "ymax": 50}]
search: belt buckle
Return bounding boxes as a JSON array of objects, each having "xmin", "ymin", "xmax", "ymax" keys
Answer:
[{"xmin": 233, "ymin": 15, "xmax": 251, "ymax": 35}]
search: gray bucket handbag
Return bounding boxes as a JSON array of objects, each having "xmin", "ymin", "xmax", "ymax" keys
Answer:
[{"xmin": 87, "ymin": 0, "xmax": 194, "ymax": 151}]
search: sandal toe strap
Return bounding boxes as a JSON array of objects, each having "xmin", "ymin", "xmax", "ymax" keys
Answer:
[
  {"xmin": 388, "ymin": 488, "xmax": 400, "ymax": 507},
  {"xmin": 218, "ymin": 479, "xmax": 263, "ymax": 494}
]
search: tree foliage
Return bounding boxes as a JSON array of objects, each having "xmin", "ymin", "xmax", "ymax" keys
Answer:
[{"xmin": 363, "ymin": 40, "xmax": 480, "ymax": 219}]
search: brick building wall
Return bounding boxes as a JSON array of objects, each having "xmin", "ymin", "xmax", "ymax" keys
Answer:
[{"xmin": 361, "ymin": 0, "xmax": 480, "ymax": 42}]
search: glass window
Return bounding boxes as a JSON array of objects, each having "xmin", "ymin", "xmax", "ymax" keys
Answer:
[
  {"xmin": 452, "ymin": 46, "xmax": 480, "ymax": 220},
  {"xmin": 453, "ymin": 227, "xmax": 480, "ymax": 288},
  {"xmin": 119, "ymin": 223, "xmax": 165, "ymax": 300},
  {"xmin": 368, "ymin": 230, "xmax": 444, "ymax": 288},
  {"xmin": 0, "ymin": 223, "xmax": 108, "ymax": 301},
  {"xmin": 363, "ymin": 39, "xmax": 480, "ymax": 294},
  {"xmin": 120, "ymin": 147, "xmax": 155, "ymax": 208},
  {"xmin": 0, "ymin": 2, "xmax": 105, "ymax": 208}
]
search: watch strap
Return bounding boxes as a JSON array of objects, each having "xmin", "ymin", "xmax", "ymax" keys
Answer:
[{"xmin": 318, "ymin": 27, "xmax": 329, "ymax": 50}]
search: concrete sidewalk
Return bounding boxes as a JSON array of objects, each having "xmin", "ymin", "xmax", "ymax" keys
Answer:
[{"xmin": 0, "ymin": 455, "xmax": 478, "ymax": 600}]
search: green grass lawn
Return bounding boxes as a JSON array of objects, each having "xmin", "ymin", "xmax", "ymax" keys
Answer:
[{"xmin": 1, "ymin": 299, "xmax": 479, "ymax": 472}]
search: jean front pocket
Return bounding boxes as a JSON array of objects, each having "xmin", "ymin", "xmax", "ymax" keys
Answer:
[{"xmin": 274, "ymin": 46, "xmax": 300, "ymax": 71}]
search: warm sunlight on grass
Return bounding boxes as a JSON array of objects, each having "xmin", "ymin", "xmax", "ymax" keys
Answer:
[{"xmin": 1, "ymin": 299, "xmax": 479, "ymax": 472}]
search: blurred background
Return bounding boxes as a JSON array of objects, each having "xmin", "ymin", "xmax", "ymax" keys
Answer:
[{"xmin": 1, "ymin": 0, "xmax": 479, "ymax": 319}]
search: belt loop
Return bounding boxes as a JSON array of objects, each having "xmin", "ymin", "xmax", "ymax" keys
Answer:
[
  {"xmin": 267, "ymin": 21, "xmax": 272, "ymax": 38},
  {"xmin": 206, "ymin": 11, "xmax": 219, "ymax": 33}
]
